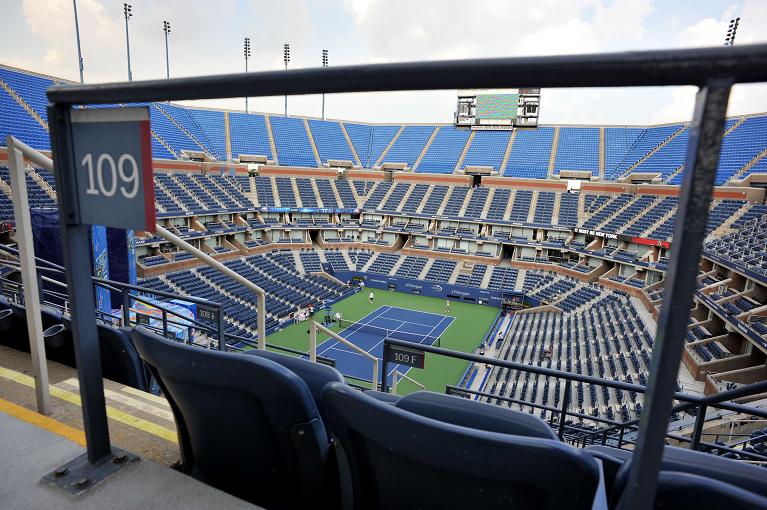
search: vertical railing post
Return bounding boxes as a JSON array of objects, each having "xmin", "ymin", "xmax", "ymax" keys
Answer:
[
  {"xmin": 217, "ymin": 304, "xmax": 226, "ymax": 351},
  {"xmin": 558, "ymin": 379, "xmax": 571, "ymax": 440},
  {"xmin": 690, "ymin": 404, "xmax": 708, "ymax": 451},
  {"xmin": 49, "ymin": 104, "xmax": 113, "ymax": 463},
  {"xmin": 162, "ymin": 309, "xmax": 169, "ymax": 338},
  {"xmin": 7, "ymin": 137, "xmax": 50, "ymax": 415},
  {"xmin": 381, "ymin": 340, "xmax": 390, "ymax": 392},
  {"xmin": 122, "ymin": 288, "xmax": 131, "ymax": 327},
  {"xmin": 257, "ymin": 293, "xmax": 266, "ymax": 349},
  {"xmin": 309, "ymin": 321, "xmax": 317, "ymax": 362},
  {"xmin": 617, "ymin": 81, "xmax": 731, "ymax": 510}
]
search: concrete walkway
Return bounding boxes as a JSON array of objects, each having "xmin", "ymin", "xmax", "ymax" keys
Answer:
[
  {"xmin": 0, "ymin": 411, "xmax": 261, "ymax": 509},
  {"xmin": 468, "ymin": 312, "xmax": 514, "ymax": 394}
]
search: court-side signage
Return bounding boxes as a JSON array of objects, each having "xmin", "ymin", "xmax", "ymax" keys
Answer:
[
  {"xmin": 70, "ymin": 107, "xmax": 155, "ymax": 231},
  {"xmin": 386, "ymin": 344, "xmax": 425, "ymax": 369}
]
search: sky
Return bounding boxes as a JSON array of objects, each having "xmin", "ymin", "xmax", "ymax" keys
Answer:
[{"xmin": 2, "ymin": 0, "xmax": 767, "ymax": 125}]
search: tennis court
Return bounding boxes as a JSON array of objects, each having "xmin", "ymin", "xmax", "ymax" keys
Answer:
[{"xmin": 317, "ymin": 305, "xmax": 454, "ymax": 384}]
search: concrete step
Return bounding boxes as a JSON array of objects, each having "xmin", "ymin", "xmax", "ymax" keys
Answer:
[
  {"xmin": 418, "ymin": 258, "xmax": 435, "ymax": 280},
  {"xmin": 619, "ymin": 124, "xmax": 687, "ymax": 180},
  {"xmin": 411, "ymin": 126, "xmax": 440, "ymax": 171},
  {"xmin": 499, "ymin": 130, "xmax": 517, "ymax": 175},
  {"xmin": 155, "ymin": 103, "xmax": 215, "ymax": 159},
  {"xmin": 454, "ymin": 130, "xmax": 476, "ymax": 172},
  {"xmin": 0, "ymin": 79, "xmax": 48, "ymax": 131},
  {"xmin": 547, "ymin": 127, "xmax": 560, "ymax": 178},
  {"xmin": 264, "ymin": 115, "xmax": 279, "ymax": 165},
  {"xmin": 304, "ymin": 118, "xmax": 322, "ymax": 167},
  {"xmin": 374, "ymin": 126, "xmax": 405, "ymax": 167},
  {"xmin": 339, "ymin": 121, "xmax": 362, "ymax": 167},
  {"xmin": 526, "ymin": 191, "xmax": 540, "ymax": 223}
]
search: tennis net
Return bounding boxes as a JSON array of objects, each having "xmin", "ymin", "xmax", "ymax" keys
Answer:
[{"xmin": 337, "ymin": 318, "xmax": 441, "ymax": 347}]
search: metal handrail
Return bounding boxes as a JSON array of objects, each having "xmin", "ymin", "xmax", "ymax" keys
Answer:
[
  {"xmin": 43, "ymin": 42, "xmax": 767, "ymax": 508},
  {"xmin": 383, "ymin": 338, "xmax": 767, "ymax": 458},
  {"xmin": 47, "ymin": 44, "xmax": 767, "ymax": 104},
  {"xmin": 382, "ymin": 338, "xmax": 767, "ymax": 416}
]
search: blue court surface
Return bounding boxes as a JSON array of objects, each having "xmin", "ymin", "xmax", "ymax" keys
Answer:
[{"xmin": 317, "ymin": 305, "xmax": 454, "ymax": 384}]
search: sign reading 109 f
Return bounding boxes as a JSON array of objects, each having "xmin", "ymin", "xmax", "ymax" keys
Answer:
[{"xmin": 70, "ymin": 107, "xmax": 156, "ymax": 232}]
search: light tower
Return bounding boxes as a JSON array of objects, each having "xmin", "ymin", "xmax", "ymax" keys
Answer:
[
  {"xmin": 321, "ymin": 49, "xmax": 328, "ymax": 120},
  {"xmin": 123, "ymin": 3, "xmax": 133, "ymax": 81},
  {"xmin": 724, "ymin": 17, "xmax": 740, "ymax": 46},
  {"xmin": 244, "ymin": 37, "xmax": 251, "ymax": 113},
  {"xmin": 283, "ymin": 43, "xmax": 290, "ymax": 116},
  {"xmin": 163, "ymin": 21, "xmax": 171, "ymax": 79},
  {"xmin": 72, "ymin": 0, "xmax": 84, "ymax": 83}
]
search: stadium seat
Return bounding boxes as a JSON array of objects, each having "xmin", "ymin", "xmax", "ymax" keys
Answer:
[
  {"xmin": 586, "ymin": 444, "xmax": 767, "ymax": 507},
  {"xmin": 394, "ymin": 391, "xmax": 558, "ymax": 439},
  {"xmin": 243, "ymin": 348, "xmax": 344, "ymax": 427},
  {"xmin": 3, "ymin": 302, "xmax": 74, "ymax": 363},
  {"xmin": 97, "ymin": 325, "xmax": 153, "ymax": 392},
  {"xmin": 131, "ymin": 326, "xmax": 338, "ymax": 510},
  {"xmin": 652, "ymin": 472, "xmax": 767, "ymax": 510},
  {"xmin": 321, "ymin": 382, "xmax": 602, "ymax": 509}
]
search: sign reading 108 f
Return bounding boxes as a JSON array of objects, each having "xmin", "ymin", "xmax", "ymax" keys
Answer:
[{"xmin": 70, "ymin": 107, "xmax": 156, "ymax": 232}]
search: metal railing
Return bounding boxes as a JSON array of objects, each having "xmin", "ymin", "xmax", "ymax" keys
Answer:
[
  {"xmin": 381, "ymin": 338, "xmax": 767, "ymax": 462},
  {"xmin": 43, "ymin": 42, "xmax": 767, "ymax": 509},
  {"xmin": 0, "ymin": 249, "xmax": 333, "ymax": 361}
]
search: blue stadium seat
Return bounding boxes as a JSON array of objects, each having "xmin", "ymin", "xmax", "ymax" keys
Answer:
[
  {"xmin": 321, "ymin": 382, "xmax": 602, "ymax": 509},
  {"xmin": 131, "ymin": 326, "xmax": 338, "ymax": 509}
]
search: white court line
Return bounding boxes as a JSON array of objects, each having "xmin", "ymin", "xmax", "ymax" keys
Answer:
[
  {"xmin": 387, "ymin": 305, "xmax": 457, "ymax": 321},
  {"xmin": 328, "ymin": 311, "xmax": 408, "ymax": 359},
  {"xmin": 319, "ymin": 306, "xmax": 456, "ymax": 382},
  {"xmin": 386, "ymin": 315, "xmax": 455, "ymax": 377},
  {"xmin": 317, "ymin": 305, "xmax": 392, "ymax": 356},
  {"xmin": 323, "ymin": 346, "xmax": 371, "ymax": 359}
]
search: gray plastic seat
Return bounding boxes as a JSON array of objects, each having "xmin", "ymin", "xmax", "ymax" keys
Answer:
[
  {"xmin": 131, "ymin": 326, "xmax": 338, "ymax": 509},
  {"xmin": 322, "ymin": 382, "xmax": 601, "ymax": 509},
  {"xmin": 587, "ymin": 444, "xmax": 767, "ymax": 508}
]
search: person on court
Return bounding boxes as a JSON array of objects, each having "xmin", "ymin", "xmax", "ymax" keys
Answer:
[
  {"xmin": 368, "ymin": 290, "xmax": 375, "ymax": 304},
  {"xmin": 445, "ymin": 298, "xmax": 451, "ymax": 312}
]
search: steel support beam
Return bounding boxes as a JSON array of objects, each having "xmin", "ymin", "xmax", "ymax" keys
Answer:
[
  {"xmin": 48, "ymin": 105, "xmax": 113, "ymax": 463},
  {"xmin": 48, "ymin": 45, "xmax": 767, "ymax": 105},
  {"xmin": 617, "ymin": 81, "xmax": 731, "ymax": 510},
  {"xmin": 6, "ymin": 137, "xmax": 51, "ymax": 415}
]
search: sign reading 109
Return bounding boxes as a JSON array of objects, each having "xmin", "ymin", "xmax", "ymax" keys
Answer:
[{"xmin": 70, "ymin": 107, "xmax": 156, "ymax": 232}]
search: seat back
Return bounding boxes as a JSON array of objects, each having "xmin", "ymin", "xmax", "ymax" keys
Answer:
[
  {"xmin": 243, "ymin": 348, "xmax": 343, "ymax": 420},
  {"xmin": 611, "ymin": 444, "xmax": 767, "ymax": 506},
  {"xmin": 321, "ymin": 382, "xmax": 600, "ymax": 510},
  {"xmin": 653, "ymin": 472, "xmax": 767, "ymax": 509},
  {"xmin": 6, "ymin": 302, "xmax": 73, "ymax": 359},
  {"xmin": 395, "ymin": 391, "xmax": 557, "ymax": 439},
  {"xmin": 97, "ymin": 324, "xmax": 149, "ymax": 391},
  {"xmin": 131, "ymin": 326, "xmax": 333, "ymax": 510}
]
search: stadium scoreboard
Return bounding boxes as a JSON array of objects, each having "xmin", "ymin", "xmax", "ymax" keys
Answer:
[{"xmin": 455, "ymin": 88, "xmax": 540, "ymax": 130}]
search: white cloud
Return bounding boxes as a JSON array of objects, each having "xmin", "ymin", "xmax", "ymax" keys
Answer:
[
  {"xmin": 653, "ymin": 0, "xmax": 767, "ymax": 122},
  {"xmin": 3, "ymin": 0, "xmax": 767, "ymax": 124}
]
